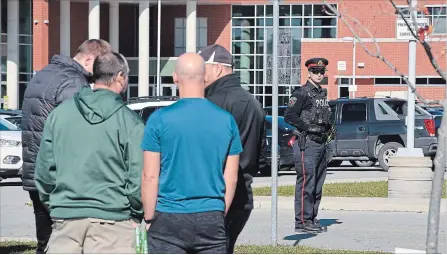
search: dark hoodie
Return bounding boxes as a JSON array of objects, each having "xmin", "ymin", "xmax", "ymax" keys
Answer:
[
  {"xmin": 35, "ymin": 87, "xmax": 144, "ymax": 222},
  {"xmin": 205, "ymin": 74, "xmax": 265, "ymax": 210}
]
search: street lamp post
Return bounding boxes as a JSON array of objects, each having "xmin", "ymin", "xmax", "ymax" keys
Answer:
[{"xmin": 342, "ymin": 36, "xmax": 356, "ymax": 98}]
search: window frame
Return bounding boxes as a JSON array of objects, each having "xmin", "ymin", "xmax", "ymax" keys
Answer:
[
  {"xmin": 396, "ymin": 5, "xmax": 446, "ymax": 35},
  {"xmin": 174, "ymin": 17, "xmax": 208, "ymax": 57},
  {"xmin": 340, "ymin": 102, "xmax": 368, "ymax": 123}
]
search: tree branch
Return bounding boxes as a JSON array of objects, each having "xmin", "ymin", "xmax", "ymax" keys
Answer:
[
  {"xmin": 390, "ymin": 0, "xmax": 447, "ymax": 81},
  {"xmin": 322, "ymin": 1, "xmax": 440, "ymax": 105}
]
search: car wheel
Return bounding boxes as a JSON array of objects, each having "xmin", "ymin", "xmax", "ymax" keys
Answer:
[
  {"xmin": 378, "ymin": 142, "xmax": 403, "ymax": 172},
  {"xmin": 349, "ymin": 160, "xmax": 377, "ymax": 167},
  {"xmin": 328, "ymin": 160, "xmax": 343, "ymax": 167}
]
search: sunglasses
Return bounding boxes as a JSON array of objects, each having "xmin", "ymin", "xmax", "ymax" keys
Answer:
[{"xmin": 311, "ymin": 70, "xmax": 325, "ymax": 75}]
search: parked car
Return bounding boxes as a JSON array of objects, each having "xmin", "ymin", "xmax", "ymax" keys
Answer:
[
  {"xmin": 263, "ymin": 105, "xmax": 287, "ymax": 117},
  {"xmin": 127, "ymin": 96, "xmax": 178, "ymax": 122},
  {"xmin": 419, "ymin": 105, "xmax": 443, "ymax": 131},
  {"xmin": 259, "ymin": 117, "xmax": 295, "ymax": 176},
  {"xmin": 260, "ymin": 107, "xmax": 296, "ymax": 176},
  {"xmin": 0, "ymin": 117, "xmax": 22, "ymax": 181},
  {"xmin": 328, "ymin": 97, "xmax": 437, "ymax": 171}
]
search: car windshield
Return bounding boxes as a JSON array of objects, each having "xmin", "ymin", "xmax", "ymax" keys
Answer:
[
  {"xmin": 0, "ymin": 118, "xmax": 20, "ymax": 131},
  {"xmin": 4, "ymin": 116, "xmax": 22, "ymax": 128}
]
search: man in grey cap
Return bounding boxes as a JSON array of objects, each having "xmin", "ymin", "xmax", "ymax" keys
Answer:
[{"xmin": 198, "ymin": 44, "xmax": 265, "ymax": 253}]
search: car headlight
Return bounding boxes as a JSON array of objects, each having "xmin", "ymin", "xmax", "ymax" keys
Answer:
[{"xmin": 0, "ymin": 139, "xmax": 21, "ymax": 147}]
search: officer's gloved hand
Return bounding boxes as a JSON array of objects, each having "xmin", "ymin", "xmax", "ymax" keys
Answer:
[{"xmin": 307, "ymin": 124, "xmax": 326, "ymax": 134}]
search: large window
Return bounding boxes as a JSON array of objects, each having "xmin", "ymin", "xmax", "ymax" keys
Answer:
[
  {"xmin": 0, "ymin": 0, "xmax": 33, "ymax": 109},
  {"xmin": 397, "ymin": 6, "xmax": 446, "ymax": 34},
  {"xmin": 174, "ymin": 17, "xmax": 207, "ymax": 57},
  {"xmin": 231, "ymin": 4, "xmax": 337, "ymax": 107}
]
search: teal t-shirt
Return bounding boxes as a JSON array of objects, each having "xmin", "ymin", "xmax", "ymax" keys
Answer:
[{"xmin": 141, "ymin": 98, "xmax": 243, "ymax": 213}]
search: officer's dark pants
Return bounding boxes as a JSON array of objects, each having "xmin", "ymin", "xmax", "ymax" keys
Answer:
[{"xmin": 293, "ymin": 139, "xmax": 328, "ymax": 227}]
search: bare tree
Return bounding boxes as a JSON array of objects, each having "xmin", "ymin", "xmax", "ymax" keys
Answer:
[{"xmin": 322, "ymin": 1, "xmax": 446, "ymax": 253}]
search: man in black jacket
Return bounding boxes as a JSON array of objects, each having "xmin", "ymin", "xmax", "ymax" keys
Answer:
[
  {"xmin": 199, "ymin": 44, "xmax": 265, "ymax": 253},
  {"xmin": 21, "ymin": 39, "xmax": 113, "ymax": 253}
]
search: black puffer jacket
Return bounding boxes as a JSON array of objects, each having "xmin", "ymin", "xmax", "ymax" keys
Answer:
[{"xmin": 21, "ymin": 55, "xmax": 91, "ymax": 191}]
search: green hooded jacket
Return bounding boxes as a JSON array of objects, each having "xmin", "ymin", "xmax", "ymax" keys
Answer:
[{"xmin": 35, "ymin": 87, "xmax": 144, "ymax": 222}]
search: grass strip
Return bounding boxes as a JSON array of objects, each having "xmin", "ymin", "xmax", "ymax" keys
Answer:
[
  {"xmin": 253, "ymin": 181, "xmax": 447, "ymax": 197},
  {"xmin": 0, "ymin": 241, "xmax": 383, "ymax": 254},
  {"xmin": 235, "ymin": 244, "xmax": 384, "ymax": 254}
]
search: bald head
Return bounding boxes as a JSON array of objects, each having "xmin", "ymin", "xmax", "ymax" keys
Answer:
[{"xmin": 174, "ymin": 53, "xmax": 206, "ymax": 84}]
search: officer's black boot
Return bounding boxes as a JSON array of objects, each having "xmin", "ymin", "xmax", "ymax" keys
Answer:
[
  {"xmin": 295, "ymin": 221, "xmax": 322, "ymax": 233},
  {"xmin": 312, "ymin": 218, "xmax": 327, "ymax": 232}
]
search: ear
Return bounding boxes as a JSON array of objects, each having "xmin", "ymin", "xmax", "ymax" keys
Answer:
[
  {"xmin": 216, "ymin": 64, "xmax": 223, "ymax": 76},
  {"xmin": 85, "ymin": 54, "xmax": 94, "ymax": 67},
  {"xmin": 116, "ymin": 71, "xmax": 124, "ymax": 83},
  {"xmin": 204, "ymin": 73, "xmax": 209, "ymax": 84},
  {"xmin": 173, "ymin": 72, "xmax": 178, "ymax": 85}
]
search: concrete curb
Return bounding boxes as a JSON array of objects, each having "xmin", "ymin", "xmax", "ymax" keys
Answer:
[
  {"xmin": 0, "ymin": 237, "xmax": 36, "ymax": 242},
  {"xmin": 253, "ymin": 196, "xmax": 446, "ymax": 213},
  {"xmin": 252, "ymin": 177, "xmax": 388, "ymax": 188}
]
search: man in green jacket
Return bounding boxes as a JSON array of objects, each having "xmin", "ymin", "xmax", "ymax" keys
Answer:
[{"xmin": 35, "ymin": 51, "xmax": 144, "ymax": 254}]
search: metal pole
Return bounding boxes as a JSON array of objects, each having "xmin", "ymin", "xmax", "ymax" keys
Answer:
[
  {"xmin": 157, "ymin": 0, "xmax": 161, "ymax": 96},
  {"xmin": 445, "ymin": 2, "xmax": 447, "ymax": 253},
  {"xmin": 352, "ymin": 39, "xmax": 356, "ymax": 99},
  {"xmin": 407, "ymin": 0, "xmax": 417, "ymax": 149},
  {"xmin": 271, "ymin": 0, "xmax": 279, "ymax": 247}
]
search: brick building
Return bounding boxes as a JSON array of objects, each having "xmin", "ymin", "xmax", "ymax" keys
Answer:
[{"xmin": 1, "ymin": 0, "xmax": 447, "ymax": 109}]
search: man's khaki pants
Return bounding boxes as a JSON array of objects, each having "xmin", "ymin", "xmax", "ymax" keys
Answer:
[{"xmin": 45, "ymin": 218, "xmax": 136, "ymax": 254}]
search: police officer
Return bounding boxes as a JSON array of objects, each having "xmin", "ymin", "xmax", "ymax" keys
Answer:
[{"xmin": 284, "ymin": 57, "xmax": 333, "ymax": 233}]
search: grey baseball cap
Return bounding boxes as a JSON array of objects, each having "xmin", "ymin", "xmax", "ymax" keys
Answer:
[{"xmin": 198, "ymin": 44, "xmax": 234, "ymax": 67}]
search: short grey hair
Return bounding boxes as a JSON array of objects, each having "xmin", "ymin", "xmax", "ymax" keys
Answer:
[{"xmin": 91, "ymin": 52, "xmax": 129, "ymax": 86}]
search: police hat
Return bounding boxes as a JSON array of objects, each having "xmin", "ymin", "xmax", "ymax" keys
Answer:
[{"xmin": 305, "ymin": 58, "xmax": 329, "ymax": 71}]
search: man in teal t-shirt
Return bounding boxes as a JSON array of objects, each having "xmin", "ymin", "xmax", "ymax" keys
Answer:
[{"xmin": 141, "ymin": 53, "xmax": 242, "ymax": 254}]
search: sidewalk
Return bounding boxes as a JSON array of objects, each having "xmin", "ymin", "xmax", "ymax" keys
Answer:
[{"xmin": 253, "ymin": 196, "xmax": 447, "ymax": 213}]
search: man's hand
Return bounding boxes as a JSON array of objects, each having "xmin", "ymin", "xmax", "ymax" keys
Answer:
[{"xmin": 131, "ymin": 220, "xmax": 139, "ymax": 229}]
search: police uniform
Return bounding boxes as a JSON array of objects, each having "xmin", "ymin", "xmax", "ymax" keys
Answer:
[{"xmin": 284, "ymin": 58, "xmax": 332, "ymax": 233}]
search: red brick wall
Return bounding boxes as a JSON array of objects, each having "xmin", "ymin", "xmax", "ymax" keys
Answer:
[
  {"xmin": 32, "ymin": 0, "xmax": 49, "ymax": 71},
  {"xmin": 35, "ymin": 0, "xmax": 447, "ymax": 101},
  {"xmin": 302, "ymin": 41, "xmax": 447, "ymax": 100}
]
